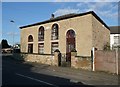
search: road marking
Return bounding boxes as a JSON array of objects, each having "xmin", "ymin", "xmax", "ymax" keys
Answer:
[{"xmin": 16, "ymin": 73, "xmax": 58, "ymax": 87}]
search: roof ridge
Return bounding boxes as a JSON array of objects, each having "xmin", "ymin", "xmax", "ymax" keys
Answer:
[
  {"xmin": 55, "ymin": 13, "xmax": 77, "ymax": 18},
  {"xmin": 19, "ymin": 11, "xmax": 109, "ymax": 30}
]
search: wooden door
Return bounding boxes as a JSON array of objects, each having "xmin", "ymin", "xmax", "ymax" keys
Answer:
[{"xmin": 66, "ymin": 30, "xmax": 76, "ymax": 62}]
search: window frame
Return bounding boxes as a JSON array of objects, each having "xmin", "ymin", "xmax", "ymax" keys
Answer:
[
  {"xmin": 51, "ymin": 24, "xmax": 59, "ymax": 40},
  {"xmin": 114, "ymin": 36, "xmax": 120, "ymax": 44},
  {"xmin": 38, "ymin": 26, "xmax": 44, "ymax": 41},
  {"xmin": 38, "ymin": 43, "xmax": 44, "ymax": 54},
  {"xmin": 51, "ymin": 42, "xmax": 59, "ymax": 54},
  {"xmin": 28, "ymin": 35, "xmax": 33, "ymax": 42},
  {"xmin": 28, "ymin": 44, "xmax": 33, "ymax": 53}
]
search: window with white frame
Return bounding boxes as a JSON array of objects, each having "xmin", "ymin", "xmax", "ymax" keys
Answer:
[
  {"xmin": 51, "ymin": 24, "xmax": 59, "ymax": 40},
  {"xmin": 38, "ymin": 26, "xmax": 44, "ymax": 41},
  {"xmin": 114, "ymin": 36, "xmax": 120, "ymax": 44},
  {"xmin": 38, "ymin": 43, "xmax": 44, "ymax": 54},
  {"xmin": 51, "ymin": 42, "xmax": 58, "ymax": 54}
]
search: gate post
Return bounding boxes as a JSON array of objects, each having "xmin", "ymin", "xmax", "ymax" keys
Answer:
[
  {"xmin": 54, "ymin": 49, "xmax": 60, "ymax": 66},
  {"xmin": 115, "ymin": 49, "xmax": 118, "ymax": 75},
  {"xmin": 92, "ymin": 47, "xmax": 95, "ymax": 71},
  {"xmin": 71, "ymin": 50, "xmax": 77, "ymax": 68}
]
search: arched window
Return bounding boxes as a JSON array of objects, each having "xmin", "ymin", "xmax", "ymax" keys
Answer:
[
  {"xmin": 28, "ymin": 35, "xmax": 33, "ymax": 53},
  {"xmin": 38, "ymin": 26, "xmax": 44, "ymax": 41},
  {"xmin": 51, "ymin": 24, "xmax": 59, "ymax": 40},
  {"xmin": 28, "ymin": 35, "xmax": 33, "ymax": 42}
]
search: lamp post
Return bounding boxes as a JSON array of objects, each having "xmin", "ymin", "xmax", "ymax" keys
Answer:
[{"xmin": 10, "ymin": 20, "xmax": 15, "ymax": 53}]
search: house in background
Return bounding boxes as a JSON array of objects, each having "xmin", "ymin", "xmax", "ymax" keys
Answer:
[
  {"xmin": 20, "ymin": 11, "xmax": 110, "ymax": 64},
  {"xmin": 109, "ymin": 26, "xmax": 120, "ymax": 50}
]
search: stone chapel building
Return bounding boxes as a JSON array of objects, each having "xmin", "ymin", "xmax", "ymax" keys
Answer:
[{"xmin": 20, "ymin": 11, "xmax": 110, "ymax": 63}]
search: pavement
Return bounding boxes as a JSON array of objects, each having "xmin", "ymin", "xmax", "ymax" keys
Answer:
[{"xmin": 24, "ymin": 61, "xmax": 119, "ymax": 85}]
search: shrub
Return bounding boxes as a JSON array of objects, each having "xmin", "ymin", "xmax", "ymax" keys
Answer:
[
  {"xmin": 71, "ymin": 48, "xmax": 77, "ymax": 52},
  {"xmin": 103, "ymin": 42, "xmax": 111, "ymax": 50}
]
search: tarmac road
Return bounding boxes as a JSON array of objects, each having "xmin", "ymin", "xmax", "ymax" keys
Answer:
[{"xmin": 2, "ymin": 54, "xmax": 93, "ymax": 87}]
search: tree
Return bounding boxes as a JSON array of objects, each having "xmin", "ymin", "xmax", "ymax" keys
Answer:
[{"xmin": 1, "ymin": 39, "xmax": 10, "ymax": 48}]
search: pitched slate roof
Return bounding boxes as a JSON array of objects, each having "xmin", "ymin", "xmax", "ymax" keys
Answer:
[
  {"xmin": 20, "ymin": 11, "xmax": 109, "ymax": 30},
  {"xmin": 109, "ymin": 26, "xmax": 120, "ymax": 34}
]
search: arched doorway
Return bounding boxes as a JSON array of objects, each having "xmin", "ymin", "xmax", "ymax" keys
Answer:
[{"xmin": 66, "ymin": 30, "xmax": 76, "ymax": 63}]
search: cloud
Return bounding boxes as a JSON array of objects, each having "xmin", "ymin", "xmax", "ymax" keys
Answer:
[
  {"xmin": 54, "ymin": 0, "xmax": 119, "ymax": 2},
  {"xmin": 53, "ymin": 7, "xmax": 80, "ymax": 17},
  {"xmin": 53, "ymin": 2, "xmax": 118, "ymax": 20},
  {"xmin": 6, "ymin": 32, "xmax": 19, "ymax": 36},
  {"xmin": 53, "ymin": 2, "xmax": 118, "ymax": 25},
  {"xmin": 76, "ymin": 2, "xmax": 118, "ymax": 20},
  {"xmin": 95, "ymin": 0, "xmax": 119, "ymax": 1}
]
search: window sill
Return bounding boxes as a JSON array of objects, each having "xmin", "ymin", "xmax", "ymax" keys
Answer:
[
  {"xmin": 38, "ymin": 41, "xmax": 44, "ymax": 43},
  {"xmin": 51, "ymin": 40, "xmax": 59, "ymax": 42}
]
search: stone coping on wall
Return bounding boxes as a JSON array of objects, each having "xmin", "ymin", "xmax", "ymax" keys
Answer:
[
  {"xmin": 75, "ymin": 56, "xmax": 91, "ymax": 58},
  {"xmin": 21, "ymin": 52, "xmax": 54, "ymax": 56},
  {"xmin": 16, "ymin": 53, "xmax": 91, "ymax": 59},
  {"xmin": 95, "ymin": 50, "xmax": 115, "ymax": 52}
]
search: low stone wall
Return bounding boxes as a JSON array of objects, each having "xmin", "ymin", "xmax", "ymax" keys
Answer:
[
  {"xmin": 71, "ymin": 55, "xmax": 92, "ymax": 70},
  {"xmin": 13, "ymin": 53, "xmax": 58, "ymax": 66},
  {"xmin": 13, "ymin": 52, "xmax": 92, "ymax": 71},
  {"xmin": 24, "ymin": 54, "xmax": 54, "ymax": 65}
]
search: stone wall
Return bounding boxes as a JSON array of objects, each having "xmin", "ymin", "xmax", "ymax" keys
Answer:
[
  {"xmin": 13, "ymin": 52, "xmax": 92, "ymax": 71},
  {"xmin": 92, "ymin": 15, "xmax": 110, "ymax": 50},
  {"xmin": 71, "ymin": 52, "xmax": 92, "ymax": 70},
  {"xmin": 24, "ymin": 54, "xmax": 54, "ymax": 65},
  {"xmin": 13, "ymin": 52, "xmax": 59, "ymax": 66},
  {"xmin": 20, "ymin": 14, "xmax": 93, "ymax": 56},
  {"xmin": 20, "ymin": 26, "xmax": 39, "ymax": 53}
]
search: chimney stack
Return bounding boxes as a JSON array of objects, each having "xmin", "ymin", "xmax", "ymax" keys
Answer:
[{"xmin": 51, "ymin": 14, "xmax": 54, "ymax": 19}]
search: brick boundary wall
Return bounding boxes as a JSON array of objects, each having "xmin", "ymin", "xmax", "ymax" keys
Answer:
[{"xmin": 94, "ymin": 50, "xmax": 119, "ymax": 74}]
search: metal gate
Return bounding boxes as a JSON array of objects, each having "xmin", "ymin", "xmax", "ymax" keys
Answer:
[{"xmin": 58, "ymin": 53, "xmax": 71, "ymax": 67}]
